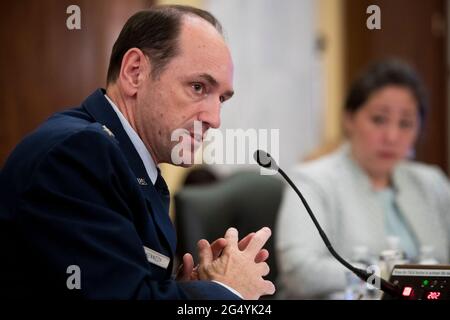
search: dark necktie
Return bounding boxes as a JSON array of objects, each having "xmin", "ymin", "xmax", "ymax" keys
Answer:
[{"xmin": 154, "ymin": 169, "xmax": 170, "ymax": 212}]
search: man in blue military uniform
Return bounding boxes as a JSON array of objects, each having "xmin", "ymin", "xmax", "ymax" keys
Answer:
[{"xmin": 0, "ymin": 5, "xmax": 275, "ymax": 299}]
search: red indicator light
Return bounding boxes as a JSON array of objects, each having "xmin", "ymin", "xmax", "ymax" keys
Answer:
[
  {"xmin": 402, "ymin": 287, "xmax": 413, "ymax": 297},
  {"xmin": 426, "ymin": 292, "xmax": 441, "ymax": 300}
]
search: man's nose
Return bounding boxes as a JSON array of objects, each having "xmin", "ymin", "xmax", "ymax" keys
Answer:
[{"xmin": 199, "ymin": 101, "xmax": 221, "ymax": 129}]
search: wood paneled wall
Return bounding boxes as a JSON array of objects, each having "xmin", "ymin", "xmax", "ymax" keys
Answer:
[{"xmin": 0, "ymin": 0, "xmax": 152, "ymax": 165}]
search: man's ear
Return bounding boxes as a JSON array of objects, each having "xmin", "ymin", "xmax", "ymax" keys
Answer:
[{"xmin": 118, "ymin": 48, "xmax": 150, "ymax": 96}]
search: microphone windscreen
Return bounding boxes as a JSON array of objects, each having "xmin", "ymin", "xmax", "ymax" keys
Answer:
[{"xmin": 254, "ymin": 150, "xmax": 278, "ymax": 171}]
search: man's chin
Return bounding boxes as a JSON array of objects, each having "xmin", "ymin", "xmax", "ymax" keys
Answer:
[
  {"xmin": 177, "ymin": 162, "xmax": 195, "ymax": 168},
  {"xmin": 168, "ymin": 136, "xmax": 202, "ymax": 166},
  {"xmin": 169, "ymin": 151, "xmax": 197, "ymax": 167}
]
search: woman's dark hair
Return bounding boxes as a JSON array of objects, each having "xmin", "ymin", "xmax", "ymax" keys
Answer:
[
  {"xmin": 106, "ymin": 5, "xmax": 222, "ymax": 84},
  {"xmin": 344, "ymin": 59, "xmax": 428, "ymax": 125}
]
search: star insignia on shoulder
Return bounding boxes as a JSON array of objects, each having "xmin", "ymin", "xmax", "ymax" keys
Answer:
[{"xmin": 102, "ymin": 125, "xmax": 115, "ymax": 138}]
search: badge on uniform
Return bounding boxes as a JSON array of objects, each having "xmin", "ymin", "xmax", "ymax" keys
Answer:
[
  {"xmin": 143, "ymin": 246, "xmax": 170, "ymax": 270},
  {"xmin": 137, "ymin": 177, "xmax": 148, "ymax": 186}
]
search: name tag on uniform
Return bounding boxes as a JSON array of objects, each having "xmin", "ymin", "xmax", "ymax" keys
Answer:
[{"xmin": 143, "ymin": 246, "xmax": 170, "ymax": 270}]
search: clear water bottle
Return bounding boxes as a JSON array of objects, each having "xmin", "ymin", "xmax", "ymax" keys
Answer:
[
  {"xmin": 378, "ymin": 249, "xmax": 399, "ymax": 280},
  {"xmin": 418, "ymin": 245, "xmax": 439, "ymax": 265},
  {"xmin": 345, "ymin": 246, "xmax": 372, "ymax": 300},
  {"xmin": 379, "ymin": 237, "xmax": 408, "ymax": 281},
  {"xmin": 386, "ymin": 236, "xmax": 405, "ymax": 259}
]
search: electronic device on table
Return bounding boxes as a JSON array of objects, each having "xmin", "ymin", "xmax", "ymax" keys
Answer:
[{"xmin": 382, "ymin": 264, "xmax": 450, "ymax": 300}]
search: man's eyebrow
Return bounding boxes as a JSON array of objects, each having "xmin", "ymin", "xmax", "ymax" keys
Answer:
[{"xmin": 198, "ymin": 73, "xmax": 234, "ymax": 99}]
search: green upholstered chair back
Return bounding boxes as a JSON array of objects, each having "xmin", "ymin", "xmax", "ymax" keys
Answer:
[{"xmin": 174, "ymin": 170, "xmax": 285, "ymax": 284}]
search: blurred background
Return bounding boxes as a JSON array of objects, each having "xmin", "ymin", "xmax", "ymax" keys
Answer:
[{"xmin": 1, "ymin": 0, "xmax": 449, "ymax": 295}]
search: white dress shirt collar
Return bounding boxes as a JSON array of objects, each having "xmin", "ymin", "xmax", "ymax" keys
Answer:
[{"xmin": 104, "ymin": 94, "xmax": 158, "ymax": 185}]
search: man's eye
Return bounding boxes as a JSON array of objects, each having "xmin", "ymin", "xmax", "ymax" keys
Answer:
[
  {"xmin": 219, "ymin": 96, "xmax": 225, "ymax": 103},
  {"xmin": 192, "ymin": 83, "xmax": 204, "ymax": 94}
]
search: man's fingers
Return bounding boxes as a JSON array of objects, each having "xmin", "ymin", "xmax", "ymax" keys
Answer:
[
  {"xmin": 183, "ymin": 253, "xmax": 194, "ymax": 271},
  {"xmin": 262, "ymin": 280, "xmax": 276, "ymax": 296},
  {"xmin": 197, "ymin": 239, "xmax": 213, "ymax": 265},
  {"xmin": 255, "ymin": 249, "xmax": 269, "ymax": 263},
  {"xmin": 258, "ymin": 262, "xmax": 270, "ymax": 277},
  {"xmin": 245, "ymin": 227, "xmax": 271, "ymax": 256},
  {"xmin": 190, "ymin": 265, "xmax": 199, "ymax": 281},
  {"xmin": 180, "ymin": 253, "xmax": 194, "ymax": 281},
  {"xmin": 210, "ymin": 238, "xmax": 227, "ymax": 259},
  {"xmin": 176, "ymin": 253, "xmax": 194, "ymax": 281},
  {"xmin": 238, "ymin": 232, "xmax": 255, "ymax": 251},
  {"xmin": 248, "ymin": 278, "xmax": 275, "ymax": 300},
  {"xmin": 224, "ymin": 227, "xmax": 239, "ymax": 246}
]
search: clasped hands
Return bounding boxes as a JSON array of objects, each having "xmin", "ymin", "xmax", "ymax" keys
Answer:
[{"xmin": 176, "ymin": 227, "xmax": 275, "ymax": 300}]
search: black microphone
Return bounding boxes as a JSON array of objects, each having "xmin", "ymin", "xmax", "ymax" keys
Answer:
[{"xmin": 254, "ymin": 149, "xmax": 401, "ymax": 299}]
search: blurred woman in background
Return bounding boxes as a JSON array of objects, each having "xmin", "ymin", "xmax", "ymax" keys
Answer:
[{"xmin": 276, "ymin": 60, "xmax": 450, "ymax": 299}]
